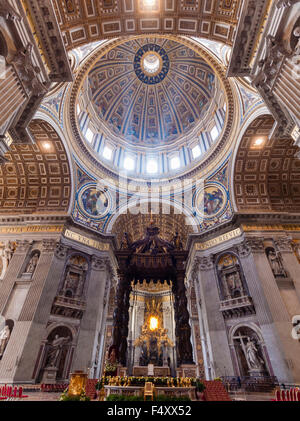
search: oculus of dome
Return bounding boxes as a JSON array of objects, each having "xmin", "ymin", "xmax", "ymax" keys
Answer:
[{"xmin": 134, "ymin": 44, "xmax": 169, "ymax": 84}]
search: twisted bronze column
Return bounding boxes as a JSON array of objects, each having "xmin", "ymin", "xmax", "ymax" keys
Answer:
[{"xmin": 173, "ymin": 272, "xmax": 194, "ymax": 365}]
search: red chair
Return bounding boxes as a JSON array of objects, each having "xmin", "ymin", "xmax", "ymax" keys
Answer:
[
  {"xmin": 281, "ymin": 390, "xmax": 286, "ymax": 401},
  {"xmin": 18, "ymin": 387, "xmax": 28, "ymax": 399},
  {"xmin": 275, "ymin": 390, "xmax": 281, "ymax": 401},
  {"xmin": 290, "ymin": 388, "xmax": 295, "ymax": 401},
  {"xmin": 286, "ymin": 390, "xmax": 290, "ymax": 401}
]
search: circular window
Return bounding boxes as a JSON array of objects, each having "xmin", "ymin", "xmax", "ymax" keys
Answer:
[
  {"xmin": 134, "ymin": 43, "xmax": 169, "ymax": 85},
  {"xmin": 141, "ymin": 52, "xmax": 162, "ymax": 75}
]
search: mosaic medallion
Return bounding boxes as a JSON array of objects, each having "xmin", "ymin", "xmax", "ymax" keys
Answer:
[
  {"xmin": 134, "ymin": 44, "xmax": 169, "ymax": 85},
  {"xmin": 195, "ymin": 183, "xmax": 228, "ymax": 219},
  {"xmin": 78, "ymin": 185, "xmax": 111, "ymax": 218}
]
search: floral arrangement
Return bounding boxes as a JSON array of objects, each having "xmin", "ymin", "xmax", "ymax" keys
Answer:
[
  {"xmin": 59, "ymin": 388, "xmax": 90, "ymax": 401},
  {"xmin": 104, "ymin": 361, "xmax": 118, "ymax": 375},
  {"xmin": 106, "ymin": 394, "xmax": 191, "ymax": 402},
  {"xmin": 98, "ymin": 376, "xmax": 202, "ymax": 388}
]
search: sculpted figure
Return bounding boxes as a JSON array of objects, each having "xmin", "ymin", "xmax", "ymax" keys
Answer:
[
  {"xmin": 0, "ymin": 325, "xmax": 10, "ymax": 358},
  {"xmin": 245, "ymin": 337, "xmax": 265, "ymax": 370},
  {"xmin": 46, "ymin": 335, "xmax": 70, "ymax": 368},
  {"xmin": 293, "ymin": 27, "xmax": 300, "ymax": 55},
  {"xmin": 268, "ymin": 250, "xmax": 285, "ymax": 277},
  {"xmin": 25, "ymin": 252, "xmax": 39, "ymax": 274}
]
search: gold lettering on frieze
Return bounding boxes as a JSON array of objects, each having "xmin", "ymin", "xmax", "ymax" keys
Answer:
[
  {"xmin": 0, "ymin": 225, "xmax": 64, "ymax": 234},
  {"xmin": 64, "ymin": 229, "xmax": 110, "ymax": 251},
  {"xmin": 242, "ymin": 224, "xmax": 300, "ymax": 232},
  {"xmin": 195, "ymin": 228, "xmax": 242, "ymax": 251}
]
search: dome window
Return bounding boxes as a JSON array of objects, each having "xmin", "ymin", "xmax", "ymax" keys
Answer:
[
  {"xmin": 85, "ymin": 128, "xmax": 94, "ymax": 144},
  {"xmin": 211, "ymin": 126, "xmax": 219, "ymax": 142},
  {"xmin": 170, "ymin": 156, "xmax": 180, "ymax": 170},
  {"xmin": 147, "ymin": 159, "xmax": 158, "ymax": 174},
  {"xmin": 124, "ymin": 155, "xmax": 135, "ymax": 171},
  {"xmin": 103, "ymin": 146, "xmax": 113, "ymax": 160},
  {"xmin": 192, "ymin": 145, "xmax": 201, "ymax": 159}
]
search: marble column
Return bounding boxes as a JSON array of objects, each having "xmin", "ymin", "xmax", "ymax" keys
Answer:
[
  {"xmin": 196, "ymin": 255, "xmax": 234, "ymax": 378},
  {"xmin": 247, "ymin": 237, "xmax": 299, "ymax": 383},
  {"xmin": 13, "ymin": 240, "xmax": 68, "ymax": 382},
  {"xmin": 276, "ymin": 237, "xmax": 300, "ymax": 307},
  {"xmin": 72, "ymin": 256, "xmax": 108, "ymax": 373},
  {"xmin": 173, "ymin": 271, "xmax": 194, "ymax": 365}
]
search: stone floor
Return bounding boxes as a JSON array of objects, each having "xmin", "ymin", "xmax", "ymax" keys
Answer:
[{"xmin": 230, "ymin": 391, "xmax": 274, "ymax": 401}]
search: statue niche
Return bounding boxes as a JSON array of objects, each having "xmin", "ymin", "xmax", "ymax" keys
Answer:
[
  {"xmin": 60, "ymin": 255, "xmax": 88, "ymax": 299},
  {"xmin": 23, "ymin": 250, "xmax": 40, "ymax": 276},
  {"xmin": 265, "ymin": 247, "xmax": 287, "ymax": 279},
  {"xmin": 217, "ymin": 253, "xmax": 248, "ymax": 300},
  {"xmin": 232, "ymin": 326, "xmax": 268, "ymax": 377},
  {"xmin": 40, "ymin": 326, "xmax": 72, "ymax": 383},
  {"xmin": 0, "ymin": 319, "xmax": 14, "ymax": 360}
]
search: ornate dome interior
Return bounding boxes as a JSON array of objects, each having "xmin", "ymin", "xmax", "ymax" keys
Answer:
[{"xmin": 77, "ymin": 37, "xmax": 227, "ymax": 178}]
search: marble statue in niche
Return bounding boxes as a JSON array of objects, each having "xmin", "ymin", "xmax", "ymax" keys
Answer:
[
  {"xmin": 60, "ymin": 255, "xmax": 88, "ymax": 299},
  {"xmin": 245, "ymin": 337, "xmax": 265, "ymax": 371},
  {"xmin": 217, "ymin": 254, "xmax": 247, "ymax": 300},
  {"xmin": 0, "ymin": 325, "xmax": 10, "ymax": 359},
  {"xmin": 265, "ymin": 247, "xmax": 287, "ymax": 278},
  {"xmin": 0, "ymin": 319, "xmax": 14, "ymax": 360},
  {"xmin": 233, "ymin": 327, "xmax": 267, "ymax": 377},
  {"xmin": 45, "ymin": 334, "xmax": 71, "ymax": 368},
  {"xmin": 292, "ymin": 26, "xmax": 300, "ymax": 56},
  {"xmin": 25, "ymin": 251, "xmax": 39, "ymax": 274},
  {"xmin": 39, "ymin": 326, "xmax": 73, "ymax": 383}
]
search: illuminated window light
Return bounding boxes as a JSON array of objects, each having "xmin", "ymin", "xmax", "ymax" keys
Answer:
[
  {"xmin": 149, "ymin": 316, "xmax": 158, "ymax": 331},
  {"xmin": 170, "ymin": 156, "xmax": 180, "ymax": 170},
  {"xmin": 211, "ymin": 126, "xmax": 219, "ymax": 141},
  {"xmin": 77, "ymin": 103, "xmax": 81, "ymax": 115},
  {"xmin": 143, "ymin": 0, "xmax": 156, "ymax": 7},
  {"xmin": 103, "ymin": 146, "xmax": 112, "ymax": 161},
  {"xmin": 143, "ymin": 54, "xmax": 160, "ymax": 74},
  {"xmin": 43, "ymin": 142, "xmax": 51, "ymax": 150},
  {"xmin": 85, "ymin": 128, "xmax": 94, "ymax": 144},
  {"xmin": 192, "ymin": 145, "xmax": 201, "ymax": 159},
  {"xmin": 254, "ymin": 138, "xmax": 264, "ymax": 146},
  {"xmin": 124, "ymin": 155, "xmax": 135, "ymax": 171},
  {"xmin": 147, "ymin": 159, "xmax": 158, "ymax": 174}
]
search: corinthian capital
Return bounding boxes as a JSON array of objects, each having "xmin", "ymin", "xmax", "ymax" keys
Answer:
[
  {"xmin": 197, "ymin": 255, "xmax": 214, "ymax": 271},
  {"xmin": 15, "ymin": 240, "xmax": 31, "ymax": 252},
  {"xmin": 91, "ymin": 256, "xmax": 106, "ymax": 271},
  {"xmin": 55, "ymin": 242, "xmax": 69, "ymax": 259},
  {"xmin": 42, "ymin": 239, "xmax": 57, "ymax": 253},
  {"xmin": 244, "ymin": 238, "xmax": 265, "ymax": 253},
  {"xmin": 274, "ymin": 237, "xmax": 293, "ymax": 253},
  {"xmin": 236, "ymin": 241, "xmax": 252, "ymax": 258}
]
